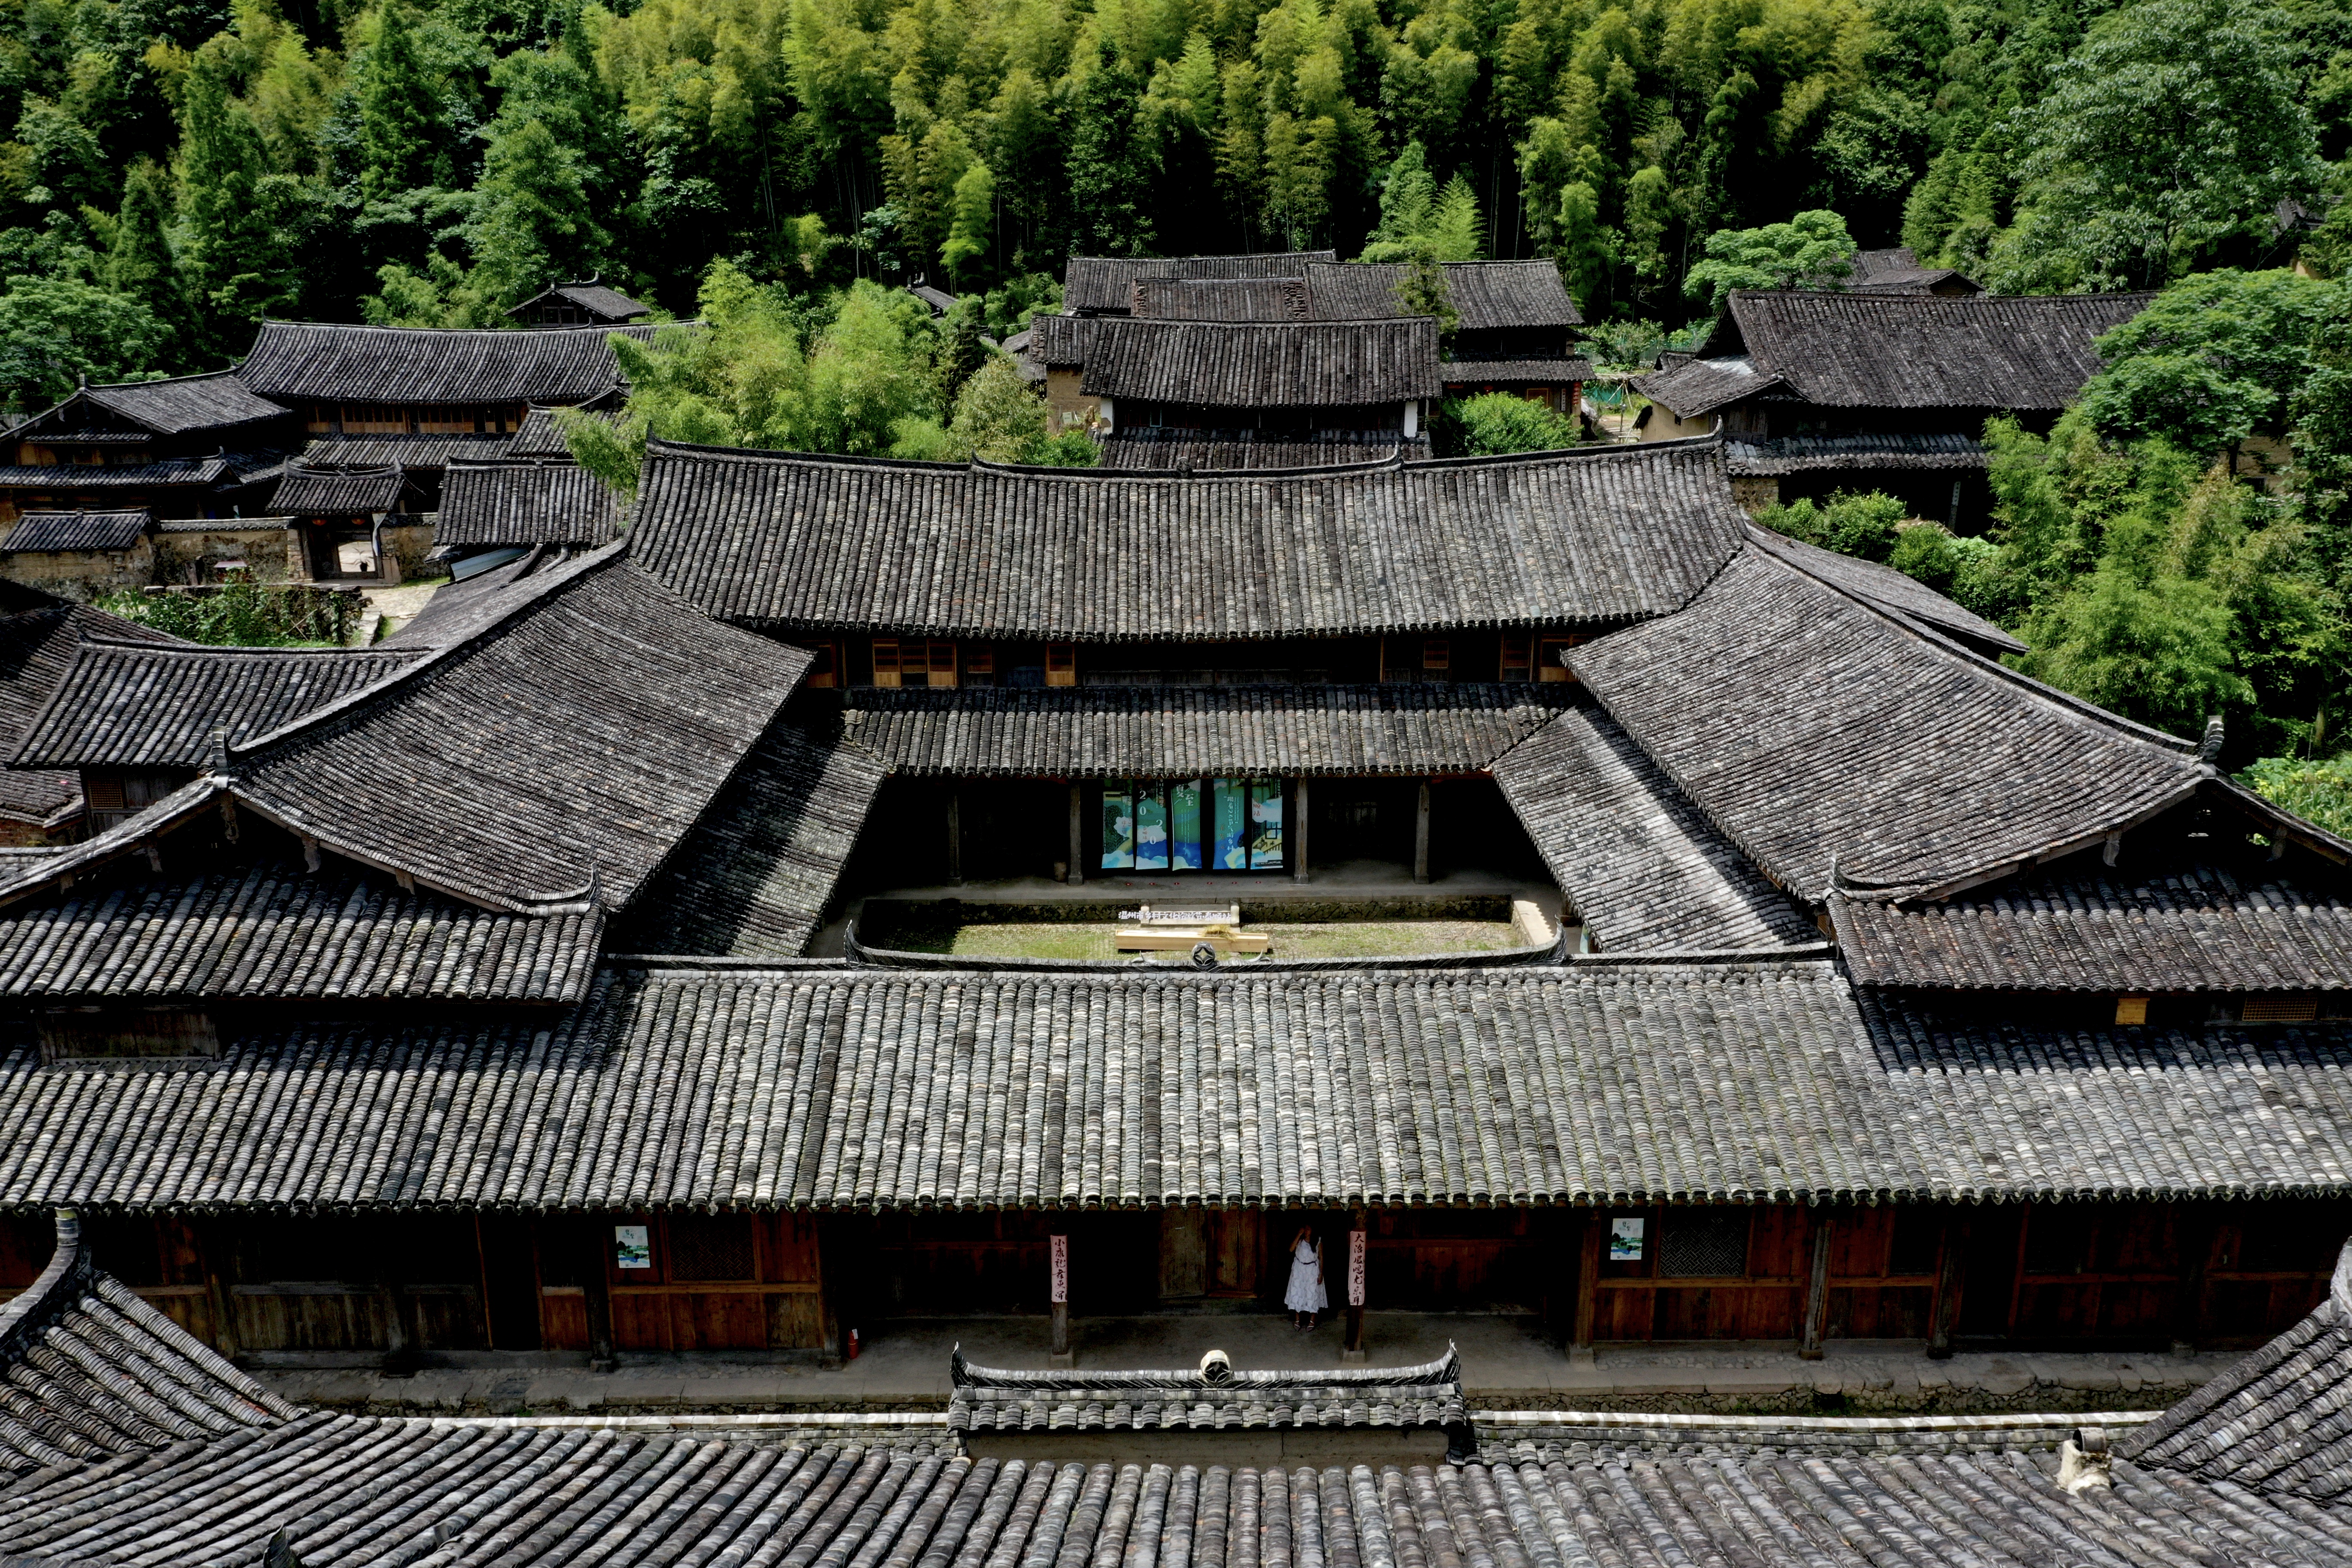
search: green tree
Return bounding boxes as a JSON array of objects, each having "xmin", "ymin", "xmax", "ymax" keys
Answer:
[
  {"xmin": 1997, "ymin": 0, "xmax": 2328, "ymax": 290},
  {"xmin": 2243, "ymin": 754, "xmax": 2352, "ymax": 837},
  {"xmin": 2078, "ymin": 270, "xmax": 2342, "ymax": 457},
  {"xmin": 356, "ymin": 2, "xmax": 443, "ymax": 202},
  {"xmin": 1065, "ymin": 40, "xmax": 1153, "ymax": 255},
  {"xmin": 0, "ymin": 276, "xmax": 168, "ymax": 416},
  {"xmin": 1757, "ymin": 490, "xmax": 1909, "ymax": 561},
  {"xmin": 937, "ymin": 352, "xmax": 1097, "ymax": 464},
  {"xmin": 176, "ymin": 48, "xmax": 308, "ymax": 331},
  {"xmin": 468, "ymin": 116, "xmax": 606, "ymax": 308},
  {"xmin": 1443, "ymin": 392, "xmax": 1579, "ymax": 456},
  {"xmin": 939, "ymin": 160, "xmax": 994, "ymax": 285},
  {"xmin": 103, "ymin": 159, "xmax": 193, "ymax": 361},
  {"xmin": 1682, "ymin": 209, "xmax": 1855, "ymax": 312}
]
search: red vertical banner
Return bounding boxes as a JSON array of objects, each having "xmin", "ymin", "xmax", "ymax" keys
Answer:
[
  {"xmin": 1049, "ymin": 1234, "xmax": 1069, "ymax": 1304},
  {"xmin": 1348, "ymin": 1229, "xmax": 1366, "ymax": 1306}
]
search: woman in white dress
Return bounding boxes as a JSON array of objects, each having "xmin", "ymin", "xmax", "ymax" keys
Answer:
[{"xmin": 1284, "ymin": 1226, "xmax": 1328, "ymax": 1329}]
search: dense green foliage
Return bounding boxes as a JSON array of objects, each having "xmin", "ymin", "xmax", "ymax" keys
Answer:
[
  {"xmin": 94, "ymin": 579, "xmax": 360, "ymax": 644},
  {"xmin": 0, "ymin": 0, "xmax": 2340, "ymax": 378},
  {"xmin": 1440, "ymin": 389, "xmax": 1580, "ymax": 454}
]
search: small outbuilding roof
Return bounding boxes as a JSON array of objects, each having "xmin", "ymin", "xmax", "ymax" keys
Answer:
[
  {"xmin": 436, "ymin": 457, "xmax": 623, "ymax": 547},
  {"xmin": 1129, "ymin": 275, "xmax": 1311, "ymax": 321},
  {"xmin": 0, "ymin": 510, "xmax": 151, "ymax": 552},
  {"xmin": 512, "ymin": 275, "xmax": 652, "ymax": 323},
  {"xmin": 1305, "ymin": 260, "xmax": 1583, "ymax": 330},
  {"xmin": 1065, "ymin": 251, "xmax": 1337, "ymax": 313},
  {"xmin": 1724, "ymin": 431, "xmax": 1988, "ymax": 475},
  {"xmin": 948, "ymin": 1345, "xmax": 1468, "ymax": 1433},
  {"xmin": 271, "ymin": 459, "xmax": 405, "ymax": 514},
  {"xmin": 2, "ymin": 371, "xmax": 292, "ymax": 443},
  {"xmin": 1078, "ymin": 316, "xmax": 1442, "ymax": 406}
]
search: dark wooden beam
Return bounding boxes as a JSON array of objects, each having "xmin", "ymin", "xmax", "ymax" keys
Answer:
[
  {"xmin": 1414, "ymin": 781, "xmax": 1431, "ymax": 884},
  {"xmin": 1800, "ymin": 1209, "xmax": 1832, "ymax": 1360},
  {"xmin": 581, "ymin": 1219, "xmax": 615, "ymax": 1373},
  {"xmin": 1570, "ymin": 1212, "xmax": 1601, "ymax": 1362},
  {"xmin": 1926, "ymin": 1213, "xmax": 1966, "ymax": 1360}
]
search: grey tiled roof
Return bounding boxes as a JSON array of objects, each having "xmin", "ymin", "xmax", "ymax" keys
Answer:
[
  {"xmin": 1491, "ymin": 702, "xmax": 1822, "ymax": 952},
  {"xmin": 1693, "ymin": 289, "xmax": 2154, "ymax": 410},
  {"xmin": 1097, "ymin": 432, "xmax": 1421, "ymax": 469},
  {"xmin": 949, "ymin": 1346, "xmax": 1467, "ymax": 1431},
  {"xmin": 0, "ymin": 1211, "xmax": 293, "ymax": 1478},
  {"xmin": 1078, "ymin": 318, "xmax": 1443, "ymax": 406},
  {"xmin": 6, "ymin": 957, "xmax": 2352, "ymax": 1207},
  {"xmin": 1129, "ymin": 276, "xmax": 1311, "ymax": 321},
  {"xmin": 1441, "ymin": 358, "xmax": 1595, "ymax": 385},
  {"xmin": 0, "ymin": 510, "xmax": 151, "ymax": 552},
  {"xmin": 1744, "ymin": 524, "xmax": 2026, "ymax": 655},
  {"xmin": 1571, "ymin": 542, "xmax": 2201, "ymax": 900},
  {"xmin": 627, "ymin": 439, "xmax": 1746, "ymax": 639},
  {"xmin": 239, "ymin": 320, "xmax": 659, "ymax": 406},
  {"xmin": 1065, "ymin": 251, "xmax": 1337, "ymax": 313},
  {"xmin": 0, "ymin": 860, "xmax": 603, "ymax": 1002},
  {"xmin": 1306, "ymin": 262, "xmax": 1583, "ymax": 330},
  {"xmin": 435, "ymin": 458, "xmax": 622, "ymax": 546},
  {"xmin": 271, "ymin": 460, "xmax": 404, "ymax": 514},
  {"xmin": 1833, "ymin": 854, "xmax": 2352, "ymax": 992},
  {"xmin": 838, "ymin": 685, "xmax": 1574, "ymax": 776},
  {"xmin": 220, "ymin": 548, "xmax": 810, "ymax": 912},
  {"xmin": 515, "ymin": 277, "xmax": 652, "ymax": 321},
  {"xmin": 0, "ymin": 959, "xmax": 1910, "ymax": 1211},
  {"xmin": 613, "ymin": 712, "xmax": 888, "ymax": 958},
  {"xmin": 3, "ymin": 371, "xmax": 291, "ymax": 443},
  {"xmin": 2120, "ymin": 1241, "xmax": 2352, "ymax": 1503},
  {"xmin": 1631, "ymin": 354, "xmax": 1785, "ymax": 418},
  {"xmin": 0, "ymin": 456, "xmax": 239, "ymax": 491},
  {"xmin": 1724, "ymin": 431, "xmax": 1988, "ymax": 475},
  {"xmin": 299, "ymin": 432, "xmax": 515, "ymax": 470},
  {"xmin": 0, "ymin": 602, "xmax": 178, "ymax": 827},
  {"xmin": 1844, "ymin": 246, "xmax": 1979, "ymax": 294},
  {"xmin": 14, "ymin": 641, "xmax": 423, "ymax": 769}
]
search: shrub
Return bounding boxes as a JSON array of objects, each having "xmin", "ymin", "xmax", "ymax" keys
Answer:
[{"xmin": 1444, "ymin": 392, "xmax": 1580, "ymax": 456}]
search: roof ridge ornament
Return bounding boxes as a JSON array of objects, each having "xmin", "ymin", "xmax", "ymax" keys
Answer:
[{"xmin": 2197, "ymin": 714, "xmax": 2224, "ymax": 765}]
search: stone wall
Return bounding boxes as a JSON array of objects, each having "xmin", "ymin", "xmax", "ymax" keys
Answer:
[
  {"xmin": 153, "ymin": 524, "xmax": 300, "ymax": 585},
  {"xmin": 0, "ymin": 541, "xmax": 156, "ymax": 595}
]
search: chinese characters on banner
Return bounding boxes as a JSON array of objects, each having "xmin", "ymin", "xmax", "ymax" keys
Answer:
[
  {"xmin": 1348, "ymin": 1230, "xmax": 1366, "ymax": 1306},
  {"xmin": 1049, "ymin": 1234, "xmax": 1068, "ymax": 1303}
]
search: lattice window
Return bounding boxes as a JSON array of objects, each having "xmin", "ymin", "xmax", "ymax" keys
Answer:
[
  {"xmin": 1658, "ymin": 1210, "xmax": 1750, "ymax": 1278},
  {"xmin": 666, "ymin": 1216, "xmax": 755, "ymax": 1280},
  {"xmin": 2244, "ymin": 994, "xmax": 2319, "ymax": 1023}
]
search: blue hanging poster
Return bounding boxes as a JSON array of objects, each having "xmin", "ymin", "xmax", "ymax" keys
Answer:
[
  {"xmin": 1170, "ymin": 780, "xmax": 1203, "ymax": 870},
  {"xmin": 1101, "ymin": 785, "xmax": 1134, "ymax": 869},
  {"xmin": 1212, "ymin": 778, "xmax": 1247, "ymax": 869},
  {"xmin": 1248, "ymin": 779, "xmax": 1284, "ymax": 869},
  {"xmin": 1135, "ymin": 785, "xmax": 1169, "ymax": 871}
]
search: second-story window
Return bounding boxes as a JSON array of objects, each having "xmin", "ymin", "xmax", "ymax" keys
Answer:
[{"xmin": 872, "ymin": 638, "xmax": 956, "ymax": 687}]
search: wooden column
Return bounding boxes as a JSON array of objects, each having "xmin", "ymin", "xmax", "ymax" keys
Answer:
[
  {"xmin": 199, "ymin": 1219, "xmax": 241, "ymax": 1361},
  {"xmin": 2172, "ymin": 1204, "xmax": 2215, "ymax": 1354},
  {"xmin": 1413, "ymin": 781, "xmax": 1431, "ymax": 884},
  {"xmin": 1800, "ymin": 1209, "xmax": 1833, "ymax": 1360},
  {"xmin": 1293, "ymin": 779, "xmax": 1311, "ymax": 884},
  {"xmin": 946, "ymin": 790, "xmax": 963, "ymax": 885},
  {"xmin": 1926, "ymin": 1214, "xmax": 1966, "ymax": 1360},
  {"xmin": 1048, "ymin": 1231, "xmax": 1072, "ymax": 1367},
  {"xmin": 581, "ymin": 1219, "xmax": 616, "ymax": 1373},
  {"xmin": 1342, "ymin": 1210, "xmax": 1366, "ymax": 1361},
  {"xmin": 1570, "ymin": 1213, "xmax": 1602, "ymax": 1362},
  {"xmin": 378, "ymin": 1268, "xmax": 418, "ymax": 1377},
  {"xmin": 1066, "ymin": 784, "xmax": 1084, "ymax": 885}
]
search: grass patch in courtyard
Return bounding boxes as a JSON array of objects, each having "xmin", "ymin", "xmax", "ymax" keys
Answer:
[{"xmin": 876, "ymin": 918, "xmax": 1527, "ymax": 962}]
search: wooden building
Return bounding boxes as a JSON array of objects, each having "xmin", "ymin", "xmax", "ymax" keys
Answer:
[
  {"xmin": 0, "ymin": 435, "xmax": 2343, "ymax": 1382},
  {"xmin": 511, "ymin": 275, "xmax": 653, "ymax": 327},
  {"xmin": 0, "ymin": 371, "xmax": 296, "ymax": 527},
  {"xmin": 1041, "ymin": 255, "xmax": 1589, "ymax": 465},
  {"xmin": 1633, "ymin": 290, "xmax": 2151, "ymax": 522},
  {"xmin": 16, "ymin": 1204, "xmax": 2352, "ymax": 1562}
]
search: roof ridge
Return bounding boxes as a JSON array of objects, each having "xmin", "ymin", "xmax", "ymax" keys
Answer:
[
  {"xmin": 227, "ymin": 542, "xmax": 628, "ymax": 761},
  {"xmin": 1407, "ymin": 431, "xmax": 1726, "ymax": 473},
  {"xmin": 67, "ymin": 636, "xmax": 422, "ymax": 661}
]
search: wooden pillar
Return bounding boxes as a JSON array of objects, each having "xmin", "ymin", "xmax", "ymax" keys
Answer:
[
  {"xmin": 1413, "ymin": 781, "xmax": 1431, "ymax": 884},
  {"xmin": 1800, "ymin": 1208, "xmax": 1833, "ymax": 1360},
  {"xmin": 946, "ymin": 790, "xmax": 963, "ymax": 886},
  {"xmin": 1066, "ymin": 784, "xmax": 1084, "ymax": 885},
  {"xmin": 378, "ymin": 1268, "xmax": 418, "ymax": 1377},
  {"xmin": 1926, "ymin": 1214, "xmax": 1966, "ymax": 1360},
  {"xmin": 1342, "ymin": 1210, "xmax": 1366, "ymax": 1361},
  {"xmin": 581, "ymin": 1219, "xmax": 616, "ymax": 1373},
  {"xmin": 2171, "ymin": 1204, "xmax": 2214, "ymax": 1354},
  {"xmin": 199, "ymin": 1219, "xmax": 241, "ymax": 1361},
  {"xmin": 1570, "ymin": 1213, "xmax": 1601, "ymax": 1362},
  {"xmin": 1048, "ymin": 1232, "xmax": 1072, "ymax": 1368},
  {"xmin": 1293, "ymin": 778, "xmax": 1311, "ymax": 884}
]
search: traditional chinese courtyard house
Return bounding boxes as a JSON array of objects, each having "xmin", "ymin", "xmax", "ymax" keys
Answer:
[
  {"xmin": 1041, "ymin": 256, "xmax": 1588, "ymax": 466},
  {"xmin": 0, "ymin": 371, "xmax": 297, "ymax": 527},
  {"xmin": 1633, "ymin": 290, "xmax": 2150, "ymax": 522},
  {"xmin": 6, "ymin": 1207, "xmax": 2352, "ymax": 1563},
  {"xmin": 510, "ymin": 274, "xmax": 654, "ymax": 327},
  {"xmin": 0, "ymin": 437, "xmax": 2346, "ymax": 1377}
]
